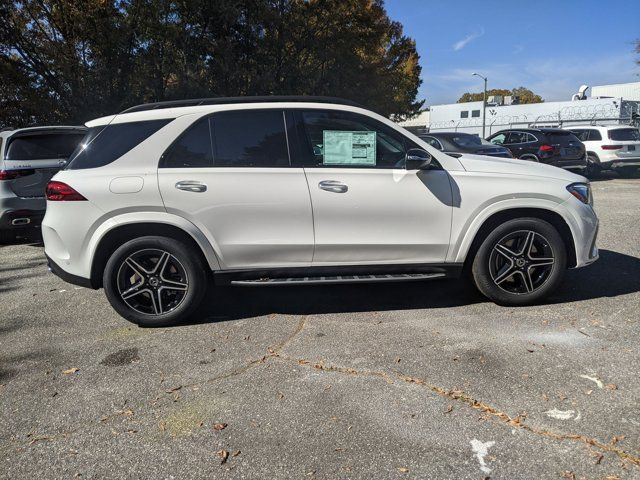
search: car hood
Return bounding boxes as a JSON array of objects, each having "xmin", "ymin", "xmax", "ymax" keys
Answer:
[{"xmin": 456, "ymin": 153, "xmax": 586, "ymax": 182}]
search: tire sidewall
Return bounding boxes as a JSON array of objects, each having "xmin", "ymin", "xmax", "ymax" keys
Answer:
[
  {"xmin": 472, "ymin": 218, "xmax": 567, "ymax": 305},
  {"xmin": 103, "ymin": 236, "xmax": 207, "ymax": 327}
]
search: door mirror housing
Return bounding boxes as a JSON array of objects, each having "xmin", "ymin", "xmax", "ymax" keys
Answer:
[{"xmin": 405, "ymin": 148, "xmax": 432, "ymax": 170}]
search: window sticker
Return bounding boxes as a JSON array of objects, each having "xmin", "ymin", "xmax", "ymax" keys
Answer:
[{"xmin": 322, "ymin": 130, "xmax": 376, "ymax": 165}]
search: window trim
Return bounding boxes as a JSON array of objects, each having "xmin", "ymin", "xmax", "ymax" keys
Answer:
[{"xmin": 159, "ymin": 109, "xmax": 292, "ymax": 169}]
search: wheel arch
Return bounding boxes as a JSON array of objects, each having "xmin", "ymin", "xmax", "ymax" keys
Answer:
[
  {"xmin": 459, "ymin": 207, "xmax": 577, "ymax": 271},
  {"xmin": 89, "ymin": 219, "xmax": 219, "ymax": 288}
]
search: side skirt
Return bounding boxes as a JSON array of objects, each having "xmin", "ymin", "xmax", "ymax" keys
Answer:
[{"xmin": 213, "ymin": 263, "xmax": 463, "ymax": 287}]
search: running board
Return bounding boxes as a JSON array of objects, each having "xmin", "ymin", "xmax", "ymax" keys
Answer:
[{"xmin": 230, "ymin": 273, "xmax": 446, "ymax": 286}]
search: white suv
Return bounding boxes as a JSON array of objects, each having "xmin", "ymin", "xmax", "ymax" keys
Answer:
[
  {"xmin": 568, "ymin": 125, "xmax": 640, "ymax": 177},
  {"xmin": 42, "ymin": 97, "xmax": 599, "ymax": 326}
]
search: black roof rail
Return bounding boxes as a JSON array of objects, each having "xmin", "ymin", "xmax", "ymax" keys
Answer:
[{"xmin": 120, "ymin": 96, "xmax": 365, "ymax": 114}]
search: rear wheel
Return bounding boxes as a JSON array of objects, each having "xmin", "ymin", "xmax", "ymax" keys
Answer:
[
  {"xmin": 585, "ymin": 153, "xmax": 601, "ymax": 178},
  {"xmin": 103, "ymin": 236, "xmax": 207, "ymax": 327},
  {"xmin": 519, "ymin": 154, "xmax": 539, "ymax": 162},
  {"xmin": 471, "ymin": 218, "xmax": 567, "ymax": 305}
]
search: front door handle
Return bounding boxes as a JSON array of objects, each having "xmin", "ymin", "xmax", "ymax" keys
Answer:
[
  {"xmin": 318, "ymin": 180, "xmax": 348, "ymax": 193},
  {"xmin": 175, "ymin": 181, "xmax": 207, "ymax": 193}
]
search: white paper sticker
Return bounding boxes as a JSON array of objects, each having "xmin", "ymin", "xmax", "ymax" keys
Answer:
[{"xmin": 322, "ymin": 131, "xmax": 376, "ymax": 165}]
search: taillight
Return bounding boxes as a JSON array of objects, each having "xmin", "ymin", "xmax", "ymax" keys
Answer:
[
  {"xmin": 0, "ymin": 169, "xmax": 35, "ymax": 180},
  {"xmin": 46, "ymin": 181, "xmax": 87, "ymax": 201},
  {"xmin": 539, "ymin": 144, "xmax": 554, "ymax": 152},
  {"xmin": 601, "ymin": 145, "xmax": 623, "ymax": 150}
]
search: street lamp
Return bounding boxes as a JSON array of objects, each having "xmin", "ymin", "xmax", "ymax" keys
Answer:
[{"xmin": 472, "ymin": 72, "xmax": 487, "ymax": 138}]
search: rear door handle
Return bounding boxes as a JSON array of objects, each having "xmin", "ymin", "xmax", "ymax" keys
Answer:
[
  {"xmin": 175, "ymin": 181, "xmax": 207, "ymax": 193},
  {"xmin": 318, "ymin": 180, "xmax": 348, "ymax": 193}
]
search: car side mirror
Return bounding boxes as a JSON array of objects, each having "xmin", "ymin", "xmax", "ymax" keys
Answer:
[{"xmin": 405, "ymin": 148, "xmax": 432, "ymax": 170}]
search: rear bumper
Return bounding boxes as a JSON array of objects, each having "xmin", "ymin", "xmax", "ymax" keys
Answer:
[
  {"xmin": 0, "ymin": 196, "xmax": 46, "ymax": 230},
  {"xmin": 46, "ymin": 254, "xmax": 94, "ymax": 288}
]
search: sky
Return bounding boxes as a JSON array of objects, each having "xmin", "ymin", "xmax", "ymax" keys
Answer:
[{"xmin": 385, "ymin": 0, "xmax": 640, "ymax": 106}]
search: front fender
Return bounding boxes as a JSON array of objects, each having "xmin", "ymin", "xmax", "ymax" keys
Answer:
[{"xmin": 448, "ymin": 196, "xmax": 578, "ymax": 264}]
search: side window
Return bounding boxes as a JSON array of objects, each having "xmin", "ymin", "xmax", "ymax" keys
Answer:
[
  {"xmin": 571, "ymin": 130, "xmax": 588, "ymax": 142},
  {"xmin": 422, "ymin": 136, "xmax": 443, "ymax": 150},
  {"xmin": 589, "ymin": 130, "xmax": 602, "ymax": 141},
  {"xmin": 210, "ymin": 110, "xmax": 289, "ymax": 167},
  {"xmin": 460, "ymin": 111, "xmax": 469, "ymax": 119},
  {"xmin": 489, "ymin": 133, "xmax": 506, "ymax": 145},
  {"xmin": 295, "ymin": 110, "xmax": 406, "ymax": 168},
  {"xmin": 525, "ymin": 133, "xmax": 538, "ymax": 143},
  {"xmin": 471, "ymin": 110, "xmax": 481, "ymax": 118},
  {"xmin": 161, "ymin": 117, "xmax": 213, "ymax": 168},
  {"xmin": 68, "ymin": 119, "xmax": 172, "ymax": 170},
  {"xmin": 506, "ymin": 132, "xmax": 526, "ymax": 144}
]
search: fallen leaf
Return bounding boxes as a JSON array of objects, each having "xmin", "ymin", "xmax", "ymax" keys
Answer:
[
  {"xmin": 166, "ymin": 386, "xmax": 182, "ymax": 393},
  {"xmin": 606, "ymin": 383, "xmax": 618, "ymax": 391},
  {"xmin": 398, "ymin": 467, "xmax": 409, "ymax": 473},
  {"xmin": 232, "ymin": 450, "xmax": 241, "ymax": 457},
  {"xmin": 444, "ymin": 405, "xmax": 453, "ymax": 414},
  {"xmin": 62, "ymin": 368, "xmax": 79, "ymax": 375},
  {"xmin": 213, "ymin": 423, "xmax": 227, "ymax": 431},
  {"xmin": 217, "ymin": 449, "xmax": 229, "ymax": 464}
]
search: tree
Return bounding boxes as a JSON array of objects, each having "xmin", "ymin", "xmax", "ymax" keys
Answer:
[
  {"xmin": 457, "ymin": 86, "xmax": 543, "ymax": 104},
  {"xmin": 0, "ymin": 0, "xmax": 423, "ymax": 128}
]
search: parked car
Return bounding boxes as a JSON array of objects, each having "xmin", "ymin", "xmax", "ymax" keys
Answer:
[
  {"xmin": 0, "ymin": 126, "xmax": 87, "ymax": 242},
  {"xmin": 418, "ymin": 132, "xmax": 512, "ymax": 158},
  {"xmin": 567, "ymin": 125, "xmax": 640, "ymax": 177},
  {"xmin": 43, "ymin": 96, "xmax": 599, "ymax": 326},
  {"xmin": 486, "ymin": 128, "xmax": 587, "ymax": 172}
]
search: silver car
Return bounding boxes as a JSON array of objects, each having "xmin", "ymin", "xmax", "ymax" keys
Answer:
[{"xmin": 0, "ymin": 126, "xmax": 86, "ymax": 242}]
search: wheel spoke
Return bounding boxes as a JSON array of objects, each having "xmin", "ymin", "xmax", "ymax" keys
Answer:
[
  {"xmin": 122, "ymin": 285, "xmax": 150, "ymax": 301},
  {"xmin": 160, "ymin": 279, "xmax": 188, "ymax": 291},
  {"xmin": 519, "ymin": 231, "xmax": 536, "ymax": 256},
  {"xmin": 149, "ymin": 289, "xmax": 162, "ymax": 315},
  {"xmin": 493, "ymin": 263, "xmax": 516, "ymax": 284},
  {"xmin": 494, "ymin": 244, "xmax": 517, "ymax": 260},
  {"xmin": 528, "ymin": 256, "xmax": 554, "ymax": 267},
  {"xmin": 125, "ymin": 257, "xmax": 150, "ymax": 276},
  {"xmin": 152, "ymin": 251, "xmax": 171, "ymax": 276},
  {"xmin": 515, "ymin": 270, "xmax": 534, "ymax": 293}
]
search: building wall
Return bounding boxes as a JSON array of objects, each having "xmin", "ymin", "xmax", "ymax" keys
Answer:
[
  {"xmin": 399, "ymin": 97, "xmax": 640, "ymax": 137},
  {"xmin": 591, "ymin": 82, "xmax": 640, "ymax": 101}
]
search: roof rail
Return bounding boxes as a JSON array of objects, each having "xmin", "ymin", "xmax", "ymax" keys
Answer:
[{"xmin": 120, "ymin": 96, "xmax": 365, "ymax": 114}]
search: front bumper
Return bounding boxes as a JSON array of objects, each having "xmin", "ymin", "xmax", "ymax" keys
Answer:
[{"xmin": 557, "ymin": 197, "xmax": 599, "ymax": 268}]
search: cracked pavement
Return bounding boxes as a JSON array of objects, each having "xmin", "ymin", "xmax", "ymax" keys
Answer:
[{"xmin": 1, "ymin": 177, "xmax": 639, "ymax": 479}]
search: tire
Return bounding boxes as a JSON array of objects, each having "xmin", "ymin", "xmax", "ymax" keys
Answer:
[
  {"xmin": 471, "ymin": 218, "xmax": 567, "ymax": 306},
  {"xmin": 0, "ymin": 230, "xmax": 15, "ymax": 244},
  {"xmin": 103, "ymin": 236, "xmax": 208, "ymax": 327},
  {"xmin": 519, "ymin": 154, "xmax": 539, "ymax": 162},
  {"xmin": 585, "ymin": 153, "xmax": 601, "ymax": 178}
]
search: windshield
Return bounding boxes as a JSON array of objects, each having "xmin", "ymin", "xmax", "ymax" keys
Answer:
[
  {"xmin": 609, "ymin": 128, "xmax": 640, "ymax": 141},
  {"xmin": 545, "ymin": 131, "xmax": 580, "ymax": 145},
  {"xmin": 6, "ymin": 133, "xmax": 85, "ymax": 160},
  {"xmin": 451, "ymin": 135, "xmax": 482, "ymax": 148}
]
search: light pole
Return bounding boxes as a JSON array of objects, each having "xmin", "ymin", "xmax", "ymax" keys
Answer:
[{"xmin": 472, "ymin": 72, "xmax": 487, "ymax": 138}]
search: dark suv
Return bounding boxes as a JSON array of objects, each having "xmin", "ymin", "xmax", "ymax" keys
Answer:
[{"xmin": 486, "ymin": 128, "xmax": 586, "ymax": 171}]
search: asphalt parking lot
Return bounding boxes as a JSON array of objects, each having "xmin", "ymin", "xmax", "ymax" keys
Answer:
[{"xmin": 1, "ymin": 177, "xmax": 639, "ymax": 479}]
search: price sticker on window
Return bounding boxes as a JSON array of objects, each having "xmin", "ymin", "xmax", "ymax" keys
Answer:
[{"xmin": 322, "ymin": 131, "xmax": 376, "ymax": 165}]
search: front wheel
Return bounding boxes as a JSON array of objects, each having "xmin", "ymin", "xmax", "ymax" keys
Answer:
[
  {"xmin": 103, "ymin": 236, "xmax": 207, "ymax": 327},
  {"xmin": 471, "ymin": 218, "xmax": 567, "ymax": 306}
]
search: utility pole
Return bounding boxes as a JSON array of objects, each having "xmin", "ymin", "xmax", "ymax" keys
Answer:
[{"xmin": 472, "ymin": 73, "xmax": 487, "ymax": 138}]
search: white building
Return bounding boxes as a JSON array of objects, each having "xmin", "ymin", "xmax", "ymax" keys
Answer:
[
  {"xmin": 399, "ymin": 82, "xmax": 640, "ymax": 137},
  {"xmin": 591, "ymin": 82, "xmax": 640, "ymax": 101}
]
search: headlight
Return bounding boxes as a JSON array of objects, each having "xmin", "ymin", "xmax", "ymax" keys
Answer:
[{"xmin": 567, "ymin": 182, "xmax": 592, "ymax": 206}]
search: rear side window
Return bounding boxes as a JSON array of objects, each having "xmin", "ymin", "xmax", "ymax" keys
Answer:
[
  {"xmin": 162, "ymin": 118, "xmax": 213, "ymax": 168},
  {"xmin": 570, "ymin": 130, "xmax": 588, "ymax": 141},
  {"xmin": 67, "ymin": 119, "xmax": 171, "ymax": 170},
  {"xmin": 210, "ymin": 110, "xmax": 289, "ymax": 167},
  {"xmin": 609, "ymin": 128, "xmax": 640, "ymax": 141},
  {"xmin": 6, "ymin": 133, "xmax": 85, "ymax": 160},
  {"xmin": 161, "ymin": 110, "xmax": 289, "ymax": 168},
  {"xmin": 452, "ymin": 135, "xmax": 482, "ymax": 147}
]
